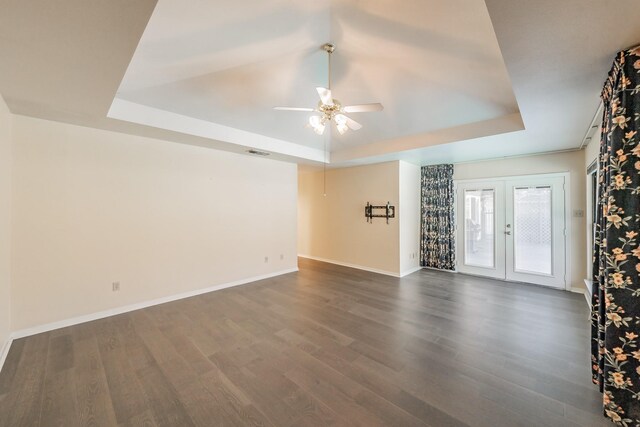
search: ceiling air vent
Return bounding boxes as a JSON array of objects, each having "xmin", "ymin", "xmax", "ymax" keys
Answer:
[{"xmin": 247, "ymin": 149, "xmax": 270, "ymax": 156}]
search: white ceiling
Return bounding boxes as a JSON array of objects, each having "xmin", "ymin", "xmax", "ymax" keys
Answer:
[
  {"xmin": 1, "ymin": 0, "xmax": 640, "ymax": 166},
  {"xmin": 116, "ymin": 0, "xmax": 520, "ymax": 154},
  {"xmin": 0, "ymin": 0, "xmax": 157, "ymax": 120}
]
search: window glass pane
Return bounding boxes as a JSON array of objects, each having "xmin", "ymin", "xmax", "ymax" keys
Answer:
[
  {"xmin": 464, "ymin": 189, "xmax": 495, "ymax": 268},
  {"xmin": 513, "ymin": 186, "xmax": 552, "ymax": 274}
]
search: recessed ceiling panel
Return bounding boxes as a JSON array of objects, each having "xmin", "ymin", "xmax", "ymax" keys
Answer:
[{"xmin": 117, "ymin": 0, "xmax": 520, "ymax": 154}]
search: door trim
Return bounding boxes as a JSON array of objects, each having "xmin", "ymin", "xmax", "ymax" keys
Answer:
[
  {"xmin": 454, "ymin": 182, "xmax": 505, "ymax": 280},
  {"xmin": 454, "ymin": 172, "xmax": 571, "ymax": 291}
]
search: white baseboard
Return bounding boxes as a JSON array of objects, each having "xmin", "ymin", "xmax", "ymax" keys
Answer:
[
  {"xmin": 421, "ymin": 265, "xmax": 457, "ymax": 273},
  {"xmin": 8, "ymin": 268, "xmax": 298, "ymax": 343},
  {"xmin": 583, "ymin": 279, "xmax": 593, "ymax": 309},
  {"xmin": 0, "ymin": 335, "xmax": 12, "ymax": 376},
  {"xmin": 298, "ymin": 254, "xmax": 401, "ymax": 278},
  {"xmin": 570, "ymin": 286, "xmax": 591, "ymax": 309},
  {"xmin": 1, "ymin": 267, "xmax": 298, "ymax": 374},
  {"xmin": 400, "ymin": 266, "xmax": 423, "ymax": 277}
]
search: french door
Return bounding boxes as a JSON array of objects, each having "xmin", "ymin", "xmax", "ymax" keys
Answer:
[{"xmin": 455, "ymin": 175, "xmax": 566, "ymax": 288}]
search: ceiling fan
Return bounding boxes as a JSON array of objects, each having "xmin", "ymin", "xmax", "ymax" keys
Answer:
[{"xmin": 274, "ymin": 43, "xmax": 383, "ymax": 135}]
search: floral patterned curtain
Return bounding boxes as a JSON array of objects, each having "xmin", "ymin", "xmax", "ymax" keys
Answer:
[
  {"xmin": 591, "ymin": 45, "xmax": 640, "ymax": 426},
  {"xmin": 420, "ymin": 164, "xmax": 455, "ymax": 270}
]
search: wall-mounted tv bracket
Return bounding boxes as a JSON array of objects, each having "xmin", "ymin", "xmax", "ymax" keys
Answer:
[{"xmin": 365, "ymin": 202, "xmax": 395, "ymax": 224}]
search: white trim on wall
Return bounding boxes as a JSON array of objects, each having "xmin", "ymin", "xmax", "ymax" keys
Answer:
[
  {"xmin": 400, "ymin": 266, "xmax": 423, "ymax": 277},
  {"xmin": 585, "ymin": 162, "xmax": 598, "ymax": 293},
  {"xmin": 584, "ymin": 279, "xmax": 593, "ymax": 309},
  {"xmin": 570, "ymin": 286, "xmax": 591, "ymax": 308},
  {"xmin": 421, "ymin": 265, "xmax": 456, "ymax": 274},
  {"xmin": 454, "ymin": 171, "xmax": 571, "ymax": 184},
  {"xmin": 0, "ymin": 267, "xmax": 298, "ymax": 374},
  {"xmin": 0, "ymin": 338, "xmax": 11, "ymax": 376},
  {"xmin": 298, "ymin": 254, "xmax": 414, "ymax": 277}
]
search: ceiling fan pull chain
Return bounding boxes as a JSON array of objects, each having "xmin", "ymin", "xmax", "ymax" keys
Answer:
[{"xmin": 323, "ymin": 130, "xmax": 327, "ymax": 196}]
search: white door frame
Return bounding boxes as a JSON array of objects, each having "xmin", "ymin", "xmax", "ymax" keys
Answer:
[
  {"xmin": 504, "ymin": 176, "xmax": 566, "ymax": 288},
  {"xmin": 454, "ymin": 172, "xmax": 572, "ymax": 291},
  {"xmin": 454, "ymin": 181, "xmax": 505, "ymax": 280}
]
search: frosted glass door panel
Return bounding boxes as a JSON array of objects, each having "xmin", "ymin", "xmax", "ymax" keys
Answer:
[
  {"xmin": 463, "ymin": 189, "xmax": 495, "ymax": 268},
  {"xmin": 513, "ymin": 186, "xmax": 552, "ymax": 275},
  {"xmin": 505, "ymin": 176, "xmax": 565, "ymax": 288},
  {"xmin": 456, "ymin": 182, "xmax": 505, "ymax": 280}
]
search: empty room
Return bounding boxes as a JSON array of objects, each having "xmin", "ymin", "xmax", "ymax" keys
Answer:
[{"xmin": 0, "ymin": 0, "xmax": 639, "ymax": 426}]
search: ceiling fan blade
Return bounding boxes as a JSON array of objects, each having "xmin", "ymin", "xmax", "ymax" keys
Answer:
[
  {"xmin": 316, "ymin": 87, "xmax": 333, "ymax": 106},
  {"xmin": 343, "ymin": 103, "xmax": 384, "ymax": 113},
  {"xmin": 336, "ymin": 114, "xmax": 362, "ymax": 131},
  {"xmin": 273, "ymin": 107, "xmax": 315, "ymax": 111}
]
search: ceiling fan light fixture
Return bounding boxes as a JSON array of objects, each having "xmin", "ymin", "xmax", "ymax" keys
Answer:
[
  {"xmin": 274, "ymin": 43, "xmax": 382, "ymax": 137},
  {"xmin": 309, "ymin": 115, "xmax": 325, "ymax": 135}
]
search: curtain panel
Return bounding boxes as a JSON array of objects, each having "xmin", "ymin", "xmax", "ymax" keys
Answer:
[
  {"xmin": 591, "ymin": 45, "xmax": 640, "ymax": 426},
  {"xmin": 420, "ymin": 164, "xmax": 455, "ymax": 270}
]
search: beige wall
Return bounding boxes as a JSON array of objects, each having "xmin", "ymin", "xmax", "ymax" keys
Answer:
[
  {"xmin": 11, "ymin": 115, "xmax": 298, "ymax": 330},
  {"xmin": 0, "ymin": 96, "xmax": 12, "ymax": 352},
  {"xmin": 298, "ymin": 162, "xmax": 400, "ymax": 275},
  {"xmin": 453, "ymin": 150, "xmax": 587, "ymax": 291},
  {"xmin": 399, "ymin": 161, "xmax": 421, "ymax": 275}
]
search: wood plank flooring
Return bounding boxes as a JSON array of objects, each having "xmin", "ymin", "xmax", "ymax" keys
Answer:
[{"xmin": 0, "ymin": 258, "xmax": 609, "ymax": 426}]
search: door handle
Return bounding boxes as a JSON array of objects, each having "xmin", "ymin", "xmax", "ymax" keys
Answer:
[{"xmin": 504, "ymin": 231, "xmax": 511, "ymax": 235}]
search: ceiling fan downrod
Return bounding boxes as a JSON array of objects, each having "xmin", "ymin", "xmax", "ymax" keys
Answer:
[{"xmin": 323, "ymin": 43, "xmax": 335, "ymax": 90}]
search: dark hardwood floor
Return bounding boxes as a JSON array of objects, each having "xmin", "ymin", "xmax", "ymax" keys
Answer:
[{"xmin": 0, "ymin": 258, "xmax": 608, "ymax": 426}]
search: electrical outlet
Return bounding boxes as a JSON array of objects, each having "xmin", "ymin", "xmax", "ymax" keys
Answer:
[
  {"xmin": 573, "ymin": 209, "xmax": 585, "ymax": 218},
  {"xmin": 264, "ymin": 256, "xmax": 269, "ymax": 263},
  {"xmin": 280, "ymin": 254, "xmax": 284, "ymax": 260},
  {"xmin": 112, "ymin": 282, "xmax": 120, "ymax": 292}
]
